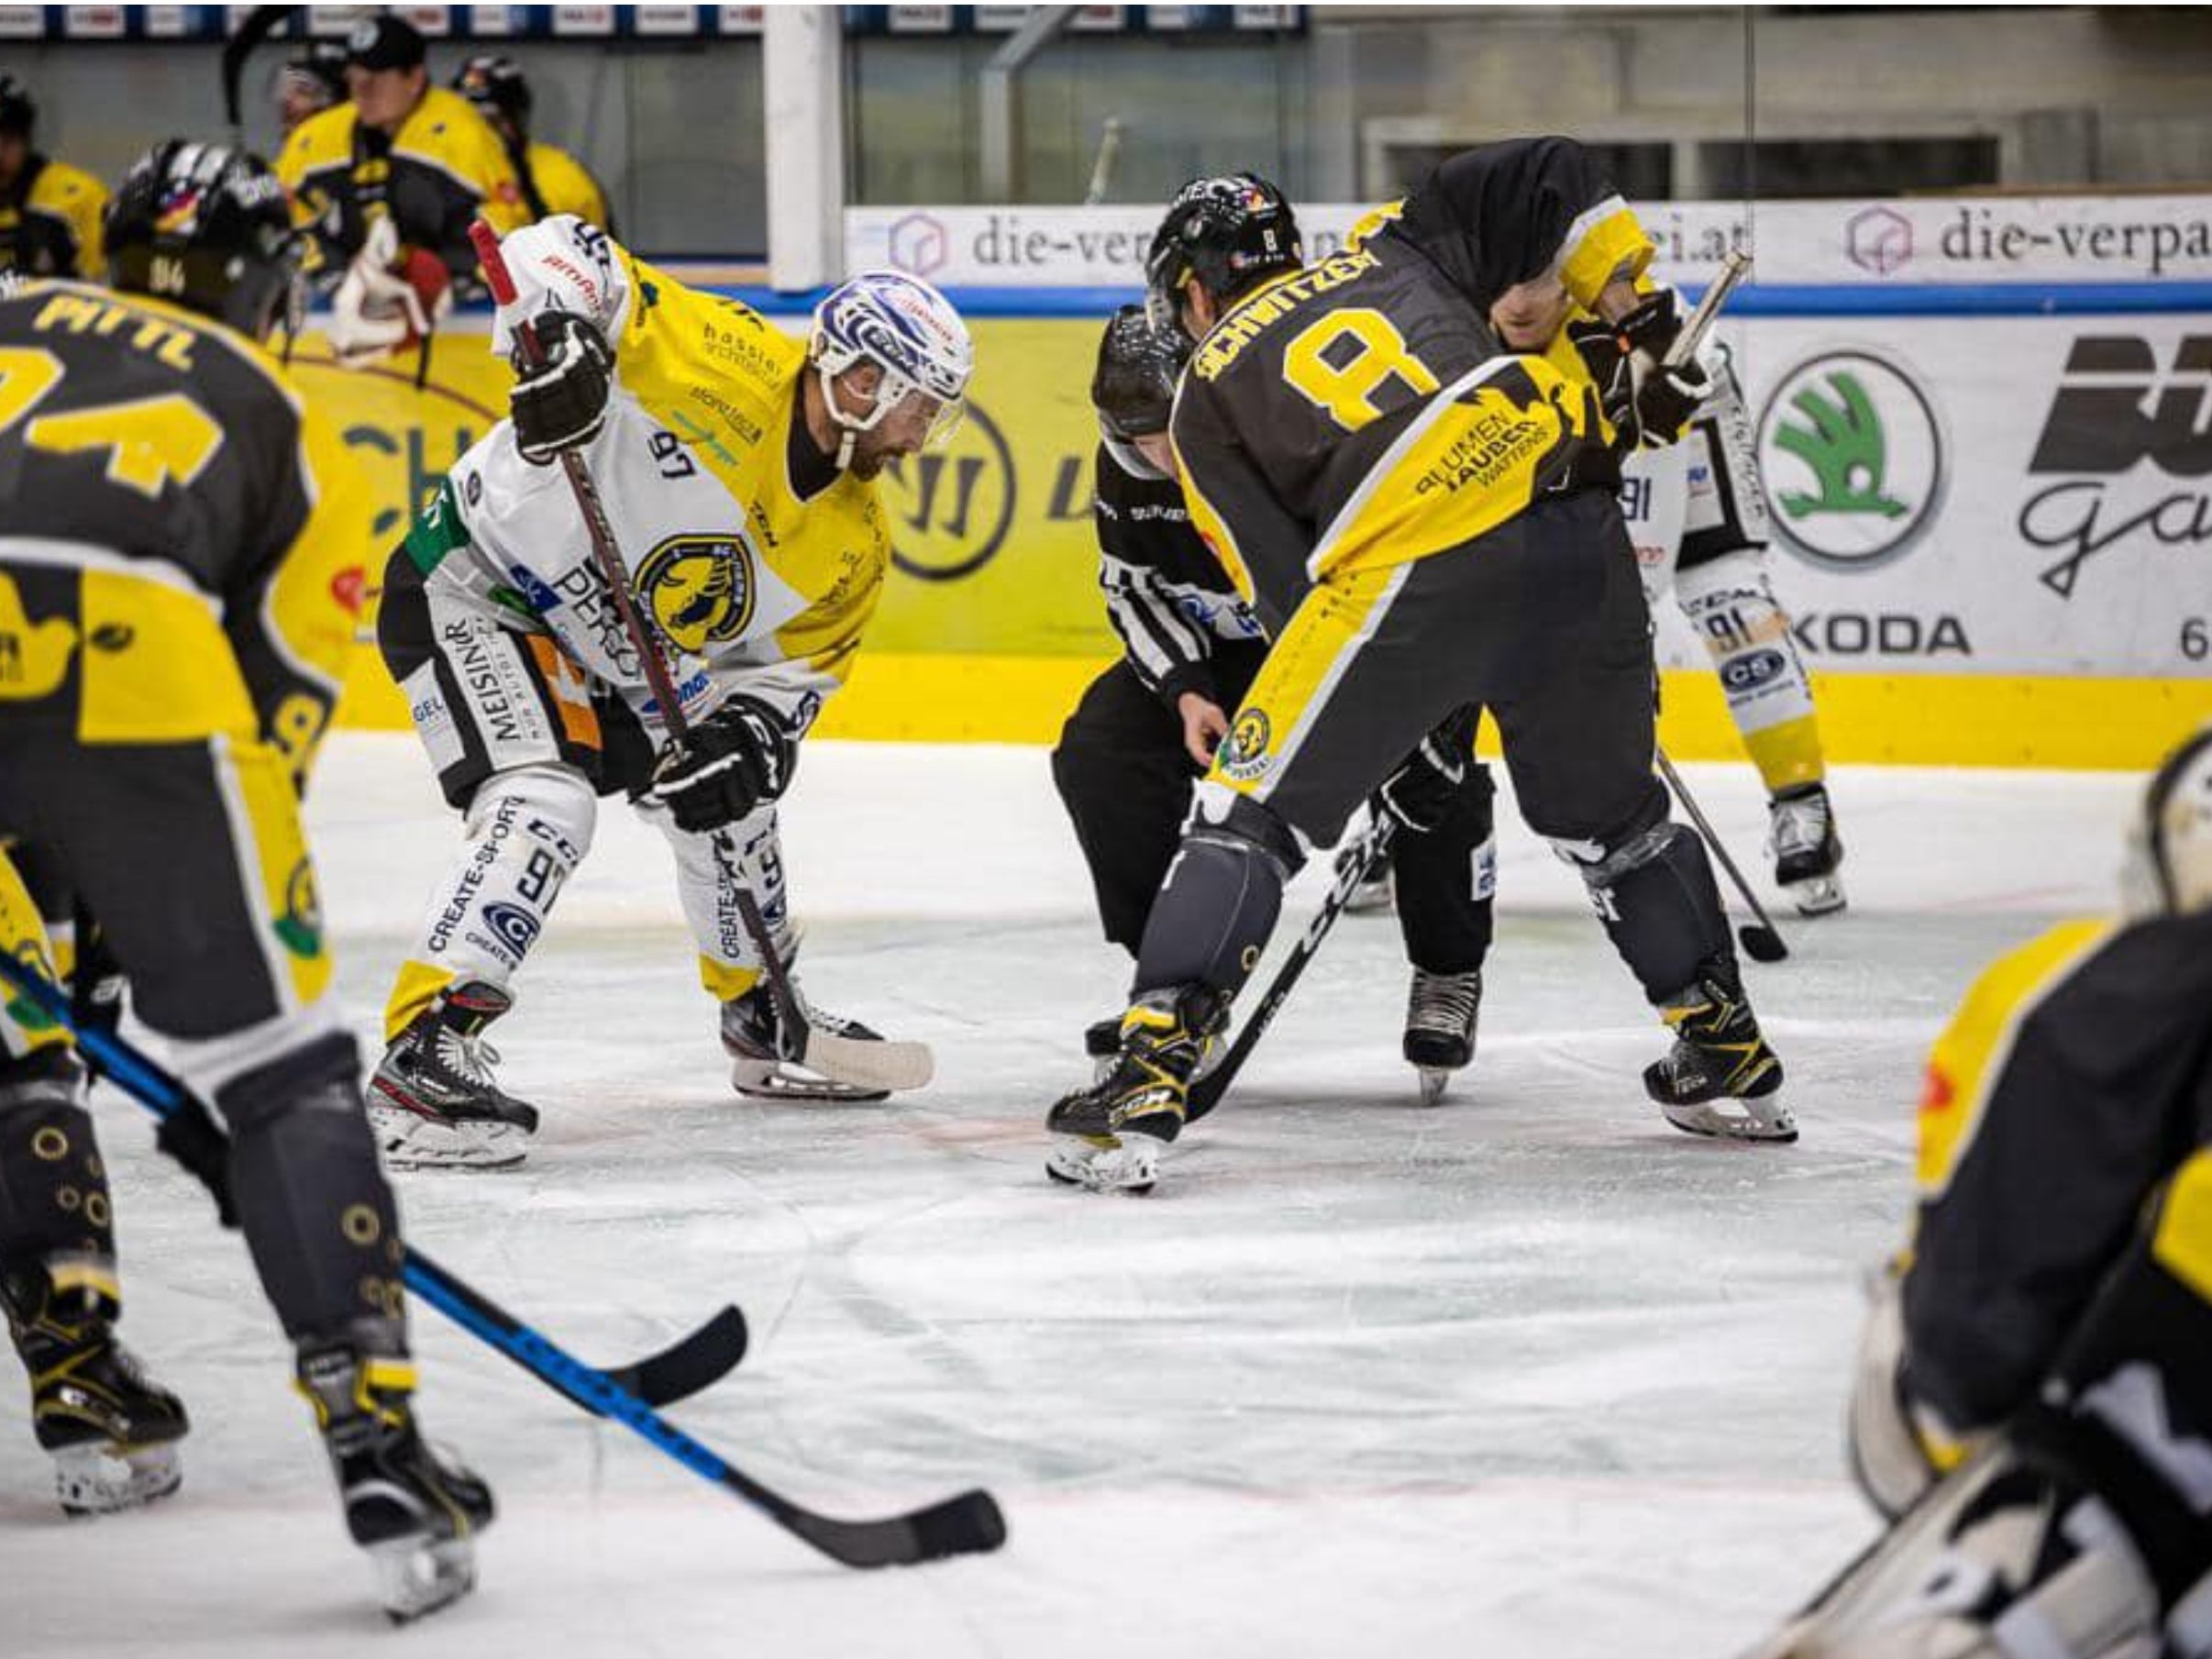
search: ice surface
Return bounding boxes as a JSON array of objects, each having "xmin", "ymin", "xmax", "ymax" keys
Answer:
[{"xmin": 2, "ymin": 736, "xmax": 2144, "ymax": 1657}]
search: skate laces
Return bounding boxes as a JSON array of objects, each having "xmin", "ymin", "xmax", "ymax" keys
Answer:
[
  {"xmin": 434, "ymin": 1025, "xmax": 502, "ymax": 1088},
  {"xmin": 1770, "ymin": 791, "xmax": 1832, "ymax": 859},
  {"xmin": 1408, "ymin": 971, "xmax": 1481, "ymax": 1034}
]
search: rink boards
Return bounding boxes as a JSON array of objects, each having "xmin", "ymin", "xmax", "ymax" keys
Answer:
[{"xmin": 308, "ymin": 294, "xmax": 2212, "ymax": 769}]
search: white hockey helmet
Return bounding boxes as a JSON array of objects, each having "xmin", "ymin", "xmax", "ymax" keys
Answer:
[
  {"xmin": 2121, "ymin": 723, "xmax": 2212, "ymax": 918},
  {"xmin": 808, "ymin": 269, "xmax": 973, "ymax": 468}
]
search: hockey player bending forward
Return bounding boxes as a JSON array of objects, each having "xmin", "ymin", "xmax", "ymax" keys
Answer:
[
  {"xmin": 1489, "ymin": 275, "xmax": 1847, "ymax": 915},
  {"xmin": 0, "ymin": 143, "xmax": 489, "ymax": 1618},
  {"xmin": 1744, "ymin": 724, "xmax": 2212, "ymax": 1659},
  {"xmin": 1052, "ymin": 305, "xmax": 1498, "ymax": 1103},
  {"xmin": 1049, "ymin": 141, "xmax": 1792, "ymax": 1195},
  {"xmin": 373, "ymin": 216, "xmax": 971, "ymax": 1168}
]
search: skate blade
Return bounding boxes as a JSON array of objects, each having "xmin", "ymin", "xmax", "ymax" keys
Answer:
[
  {"xmin": 1045, "ymin": 1133, "xmax": 1160, "ymax": 1195},
  {"xmin": 729, "ymin": 1056, "xmax": 890, "ymax": 1104},
  {"xmin": 1785, "ymin": 873, "xmax": 1847, "ymax": 917},
  {"xmin": 370, "ymin": 1106, "xmax": 528, "ymax": 1171},
  {"xmin": 53, "ymin": 1442, "xmax": 182, "ymax": 1517},
  {"xmin": 1416, "ymin": 1067, "xmax": 1452, "ymax": 1106},
  {"xmin": 1661, "ymin": 1092, "xmax": 1798, "ymax": 1144},
  {"xmin": 373, "ymin": 1535, "xmax": 477, "ymax": 1625}
]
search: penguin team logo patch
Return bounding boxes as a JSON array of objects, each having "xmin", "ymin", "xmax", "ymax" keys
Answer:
[
  {"xmin": 638, "ymin": 534, "xmax": 757, "ymax": 657},
  {"xmin": 1222, "ymin": 707, "xmax": 1274, "ymax": 783}
]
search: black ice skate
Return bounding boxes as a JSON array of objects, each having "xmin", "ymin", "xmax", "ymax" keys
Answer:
[
  {"xmin": 1047, "ymin": 986, "xmax": 1225, "ymax": 1194},
  {"xmin": 1743, "ymin": 1438, "xmax": 2169, "ymax": 1659},
  {"xmin": 296, "ymin": 1341, "xmax": 494, "ymax": 1625},
  {"xmin": 1402, "ymin": 968, "xmax": 1481, "ymax": 1105},
  {"xmin": 3, "ymin": 1261, "xmax": 187, "ymax": 1517},
  {"xmin": 1644, "ymin": 968, "xmax": 1794, "ymax": 1143},
  {"xmin": 721, "ymin": 984, "xmax": 894, "ymax": 1102},
  {"xmin": 1769, "ymin": 781, "xmax": 1846, "ymax": 917},
  {"xmin": 370, "ymin": 980, "xmax": 539, "ymax": 1170}
]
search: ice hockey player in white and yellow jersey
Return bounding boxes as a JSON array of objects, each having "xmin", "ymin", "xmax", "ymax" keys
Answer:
[{"xmin": 370, "ymin": 215, "xmax": 972, "ymax": 1169}]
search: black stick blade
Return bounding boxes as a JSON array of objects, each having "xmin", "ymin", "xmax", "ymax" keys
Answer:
[
  {"xmin": 1741, "ymin": 924, "xmax": 1789, "ymax": 964},
  {"xmin": 780, "ymin": 1487, "xmax": 1009, "ymax": 1569},
  {"xmin": 595, "ymin": 1305, "xmax": 748, "ymax": 1411}
]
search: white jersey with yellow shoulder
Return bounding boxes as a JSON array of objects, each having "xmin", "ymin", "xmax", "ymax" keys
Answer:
[{"xmin": 406, "ymin": 216, "xmax": 889, "ymax": 739}]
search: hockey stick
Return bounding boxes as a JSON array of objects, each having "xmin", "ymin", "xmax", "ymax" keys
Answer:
[
  {"xmin": 221, "ymin": 4, "xmax": 299, "ymax": 141},
  {"xmin": 1655, "ymin": 748, "xmax": 1788, "ymax": 964},
  {"xmin": 0, "ymin": 952, "xmax": 747, "ymax": 1412},
  {"xmin": 469, "ymin": 220, "xmax": 931, "ymax": 1098},
  {"xmin": 0, "ymin": 952, "xmax": 1004, "ymax": 1567},
  {"xmin": 1185, "ymin": 812, "xmax": 1399, "ymax": 1125}
]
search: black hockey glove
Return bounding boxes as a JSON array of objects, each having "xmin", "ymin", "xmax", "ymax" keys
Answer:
[
  {"xmin": 1633, "ymin": 356, "xmax": 1714, "ymax": 448},
  {"xmin": 647, "ymin": 697, "xmax": 796, "ymax": 834},
  {"xmin": 1377, "ymin": 707, "xmax": 1478, "ymax": 834},
  {"xmin": 1610, "ymin": 288, "xmax": 1684, "ymax": 362},
  {"xmin": 510, "ymin": 309, "xmax": 614, "ymax": 466}
]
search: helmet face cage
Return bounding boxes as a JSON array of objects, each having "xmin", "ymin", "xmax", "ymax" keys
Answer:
[
  {"xmin": 1144, "ymin": 172, "xmax": 1303, "ymax": 337},
  {"xmin": 1091, "ymin": 304, "xmax": 1190, "ymax": 443},
  {"xmin": 105, "ymin": 141, "xmax": 304, "ymax": 341},
  {"xmin": 808, "ymin": 270, "xmax": 973, "ymax": 451},
  {"xmin": 2123, "ymin": 725, "xmax": 2212, "ymax": 918}
]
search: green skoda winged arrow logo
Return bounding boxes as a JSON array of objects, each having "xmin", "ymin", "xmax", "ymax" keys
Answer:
[{"xmin": 1757, "ymin": 349, "xmax": 1944, "ymax": 572}]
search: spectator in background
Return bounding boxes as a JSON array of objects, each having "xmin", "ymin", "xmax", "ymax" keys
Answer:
[
  {"xmin": 0, "ymin": 74, "xmax": 105, "ymax": 279},
  {"xmin": 273, "ymin": 39, "xmax": 348, "ymax": 138},
  {"xmin": 453, "ymin": 53, "xmax": 614, "ymax": 233},
  {"xmin": 277, "ymin": 14, "xmax": 525, "ymax": 368}
]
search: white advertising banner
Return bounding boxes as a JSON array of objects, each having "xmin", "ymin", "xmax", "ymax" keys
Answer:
[
  {"xmin": 1661, "ymin": 315, "xmax": 2212, "ymax": 678},
  {"xmin": 846, "ymin": 195, "xmax": 2212, "ymax": 288}
]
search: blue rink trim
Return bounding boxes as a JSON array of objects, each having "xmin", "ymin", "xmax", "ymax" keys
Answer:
[{"xmin": 682, "ymin": 280, "xmax": 2212, "ymax": 319}]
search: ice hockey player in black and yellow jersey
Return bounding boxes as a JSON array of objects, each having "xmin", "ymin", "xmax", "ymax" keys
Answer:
[
  {"xmin": 1741, "ymin": 725, "xmax": 2212, "ymax": 1659},
  {"xmin": 368, "ymin": 216, "xmax": 972, "ymax": 1168},
  {"xmin": 1047, "ymin": 139, "xmax": 1789, "ymax": 1193},
  {"xmin": 0, "ymin": 141, "xmax": 491, "ymax": 1620},
  {"xmin": 1051, "ymin": 305, "xmax": 1498, "ymax": 1102},
  {"xmin": 453, "ymin": 53, "xmax": 614, "ymax": 232},
  {"xmin": 277, "ymin": 15, "xmax": 525, "ymax": 367},
  {"xmin": 0, "ymin": 75, "xmax": 105, "ymax": 280}
]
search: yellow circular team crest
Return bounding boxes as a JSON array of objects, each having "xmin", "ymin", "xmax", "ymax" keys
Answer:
[
  {"xmin": 638, "ymin": 535, "xmax": 758, "ymax": 655},
  {"xmin": 1222, "ymin": 707, "xmax": 1274, "ymax": 781}
]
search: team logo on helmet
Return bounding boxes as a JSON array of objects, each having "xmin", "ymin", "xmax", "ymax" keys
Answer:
[{"xmin": 638, "ymin": 534, "xmax": 757, "ymax": 656}]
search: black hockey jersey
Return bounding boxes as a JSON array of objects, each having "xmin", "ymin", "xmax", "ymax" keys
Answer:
[
  {"xmin": 0, "ymin": 281, "xmax": 370, "ymax": 780},
  {"xmin": 1093, "ymin": 440, "xmax": 1261, "ymax": 707},
  {"xmin": 1170, "ymin": 137, "xmax": 1651, "ymax": 627},
  {"xmin": 1902, "ymin": 910, "xmax": 2212, "ymax": 1430},
  {"xmin": 0, "ymin": 155, "xmax": 105, "ymax": 280}
]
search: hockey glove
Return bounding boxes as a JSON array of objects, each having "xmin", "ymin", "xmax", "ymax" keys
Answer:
[
  {"xmin": 1377, "ymin": 708, "xmax": 1478, "ymax": 834},
  {"xmin": 1632, "ymin": 356, "xmax": 1713, "ymax": 448},
  {"xmin": 511, "ymin": 309, "xmax": 614, "ymax": 465},
  {"xmin": 1610, "ymin": 287, "xmax": 1684, "ymax": 362},
  {"xmin": 646, "ymin": 697, "xmax": 796, "ymax": 834}
]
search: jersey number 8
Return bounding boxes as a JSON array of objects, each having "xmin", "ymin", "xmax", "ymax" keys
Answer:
[{"xmin": 1280, "ymin": 309, "xmax": 1441, "ymax": 432}]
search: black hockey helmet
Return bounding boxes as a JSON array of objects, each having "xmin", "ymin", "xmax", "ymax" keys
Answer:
[
  {"xmin": 1091, "ymin": 304, "xmax": 1191, "ymax": 441},
  {"xmin": 105, "ymin": 141, "xmax": 304, "ymax": 342},
  {"xmin": 0, "ymin": 73, "xmax": 35, "ymax": 139},
  {"xmin": 1144, "ymin": 171, "xmax": 1302, "ymax": 335},
  {"xmin": 453, "ymin": 53, "xmax": 532, "ymax": 126}
]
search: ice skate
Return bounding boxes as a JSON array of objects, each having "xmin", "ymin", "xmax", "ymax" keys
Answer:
[
  {"xmin": 1770, "ymin": 782, "xmax": 1846, "ymax": 917},
  {"xmin": 1086, "ymin": 1013, "xmax": 1224, "ymax": 1086},
  {"xmin": 1046, "ymin": 986, "xmax": 1224, "ymax": 1194},
  {"xmin": 1645, "ymin": 968, "xmax": 1794, "ymax": 1143},
  {"xmin": 296, "ymin": 1342, "xmax": 493, "ymax": 1625},
  {"xmin": 1744, "ymin": 1439, "xmax": 2166, "ymax": 1659},
  {"xmin": 1403, "ymin": 968, "xmax": 1481, "ymax": 1105},
  {"xmin": 369, "ymin": 980, "xmax": 539, "ymax": 1170},
  {"xmin": 3, "ymin": 1262, "xmax": 187, "ymax": 1517},
  {"xmin": 721, "ymin": 983, "xmax": 894, "ymax": 1102}
]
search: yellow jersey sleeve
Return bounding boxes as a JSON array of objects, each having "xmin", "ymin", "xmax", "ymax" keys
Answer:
[
  {"xmin": 527, "ymin": 142, "xmax": 610, "ymax": 229},
  {"xmin": 30, "ymin": 161, "xmax": 106, "ymax": 281}
]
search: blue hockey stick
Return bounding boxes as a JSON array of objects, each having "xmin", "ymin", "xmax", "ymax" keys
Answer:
[{"xmin": 0, "ymin": 952, "xmax": 1005, "ymax": 1568}]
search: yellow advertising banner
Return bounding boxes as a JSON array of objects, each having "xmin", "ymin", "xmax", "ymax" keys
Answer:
[{"xmin": 313, "ymin": 315, "xmax": 2206, "ymax": 765}]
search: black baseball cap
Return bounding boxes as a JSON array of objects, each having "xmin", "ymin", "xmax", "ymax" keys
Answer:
[{"xmin": 346, "ymin": 15, "xmax": 427, "ymax": 72}]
